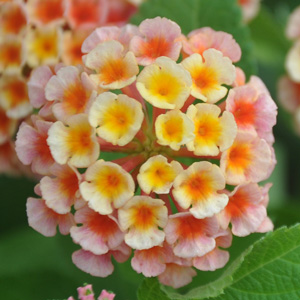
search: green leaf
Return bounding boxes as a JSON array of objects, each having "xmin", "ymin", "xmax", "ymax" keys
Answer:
[
  {"xmin": 137, "ymin": 278, "xmax": 171, "ymax": 300},
  {"xmin": 131, "ymin": 0, "xmax": 257, "ymax": 77},
  {"xmin": 139, "ymin": 224, "xmax": 300, "ymax": 299}
]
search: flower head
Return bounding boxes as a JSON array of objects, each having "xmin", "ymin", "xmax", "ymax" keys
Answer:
[{"xmin": 16, "ymin": 17, "xmax": 277, "ymax": 288}]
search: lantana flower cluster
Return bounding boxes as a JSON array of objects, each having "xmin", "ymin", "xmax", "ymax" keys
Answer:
[
  {"xmin": 0, "ymin": 0, "xmax": 142, "ymax": 175},
  {"xmin": 278, "ymin": 5, "xmax": 300, "ymax": 135},
  {"xmin": 16, "ymin": 17, "xmax": 277, "ymax": 288},
  {"xmin": 68, "ymin": 284, "xmax": 115, "ymax": 300}
]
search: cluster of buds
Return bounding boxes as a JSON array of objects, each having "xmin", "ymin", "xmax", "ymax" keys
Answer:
[
  {"xmin": 0, "ymin": 0, "xmax": 142, "ymax": 175},
  {"xmin": 16, "ymin": 17, "xmax": 277, "ymax": 288},
  {"xmin": 278, "ymin": 5, "xmax": 300, "ymax": 135},
  {"xmin": 68, "ymin": 284, "xmax": 115, "ymax": 300}
]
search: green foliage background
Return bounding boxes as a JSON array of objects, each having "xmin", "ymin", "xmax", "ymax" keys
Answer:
[{"xmin": 1, "ymin": 0, "xmax": 300, "ymax": 299}]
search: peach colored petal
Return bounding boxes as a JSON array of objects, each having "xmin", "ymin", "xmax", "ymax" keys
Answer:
[
  {"xmin": 72, "ymin": 249, "xmax": 114, "ymax": 277},
  {"xmin": 173, "ymin": 161, "xmax": 228, "ymax": 219},
  {"xmin": 70, "ymin": 206, "xmax": 124, "ymax": 255},
  {"xmin": 118, "ymin": 196, "xmax": 168, "ymax": 250},
  {"xmin": 131, "ymin": 245, "xmax": 172, "ymax": 277},
  {"xmin": 0, "ymin": 36, "xmax": 25, "ymax": 75},
  {"xmin": 80, "ymin": 160, "xmax": 135, "ymax": 215},
  {"xmin": 155, "ymin": 109, "xmax": 195, "ymax": 151},
  {"xmin": 0, "ymin": 2, "xmax": 27, "ymax": 36},
  {"xmin": 46, "ymin": 66, "xmax": 97, "ymax": 122},
  {"xmin": 40, "ymin": 163, "xmax": 81, "ymax": 214},
  {"xmin": 182, "ymin": 27, "xmax": 241, "ymax": 62},
  {"xmin": 220, "ymin": 131, "xmax": 273, "ymax": 185},
  {"xmin": 186, "ymin": 103, "xmax": 237, "ymax": 156},
  {"xmin": 0, "ymin": 75, "xmax": 32, "ymax": 119},
  {"xmin": 26, "ymin": 26, "xmax": 62, "ymax": 68},
  {"xmin": 85, "ymin": 40, "xmax": 139, "ymax": 89},
  {"xmin": 158, "ymin": 263, "xmax": 196, "ymax": 289},
  {"xmin": 66, "ymin": 0, "xmax": 108, "ymax": 30},
  {"xmin": 28, "ymin": 66, "xmax": 54, "ymax": 109},
  {"xmin": 130, "ymin": 17, "xmax": 182, "ymax": 65},
  {"xmin": 165, "ymin": 212, "xmax": 219, "ymax": 258},
  {"xmin": 27, "ymin": 197, "xmax": 75, "ymax": 237},
  {"xmin": 137, "ymin": 155, "xmax": 183, "ymax": 194},
  {"xmin": 16, "ymin": 119, "xmax": 55, "ymax": 175},
  {"xmin": 47, "ymin": 114, "xmax": 99, "ymax": 168},
  {"xmin": 181, "ymin": 50, "xmax": 235, "ymax": 103},
  {"xmin": 136, "ymin": 56, "xmax": 192, "ymax": 109},
  {"xmin": 89, "ymin": 92, "xmax": 144, "ymax": 146},
  {"xmin": 27, "ymin": 0, "xmax": 66, "ymax": 26}
]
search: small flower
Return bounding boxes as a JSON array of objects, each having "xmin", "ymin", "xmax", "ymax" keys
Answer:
[
  {"xmin": 155, "ymin": 109, "xmax": 195, "ymax": 151},
  {"xmin": 0, "ymin": 75, "xmax": 32, "ymax": 119},
  {"xmin": 27, "ymin": 0, "xmax": 66, "ymax": 26},
  {"xmin": 26, "ymin": 26, "xmax": 62, "ymax": 68},
  {"xmin": 130, "ymin": 16, "xmax": 182, "ymax": 65},
  {"xmin": 16, "ymin": 117, "xmax": 55, "ymax": 175},
  {"xmin": 27, "ymin": 66, "xmax": 54, "ymax": 109},
  {"xmin": 220, "ymin": 131, "xmax": 273, "ymax": 185},
  {"xmin": 98, "ymin": 289, "xmax": 115, "ymax": 300},
  {"xmin": 136, "ymin": 56, "xmax": 192, "ymax": 109},
  {"xmin": 173, "ymin": 161, "xmax": 228, "ymax": 219},
  {"xmin": 45, "ymin": 65, "xmax": 97, "ymax": 122},
  {"xmin": 181, "ymin": 49, "xmax": 236, "ymax": 103},
  {"xmin": 70, "ymin": 206, "xmax": 124, "ymax": 255},
  {"xmin": 0, "ymin": 2, "xmax": 27, "ymax": 36},
  {"xmin": 47, "ymin": 114, "xmax": 99, "ymax": 168},
  {"xmin": 186, "ymin": 103, "xmax": 237, "ymax": 156},
  {"xmin": 40, "ymin": 163, "xmax": 81, "ymax": 214},
  {"xmin": 218, "ymin": 183, "xmax": 268, "ymax": 236},
  {"xmin": 85, "ymin": 40, "xmax": 139, "ymax": 89},
  {"xmin": 165, "ymin": 212, "xmax": 219, "ymax": 258},
  {"xmin": 137, "ymin": 155, "xmax": 183, "ymax": 194},
  {"xmin": 226, "ymin": 84, "xmax": 277, "ymax": 140},
  {"xmin": 27, "ymin": 185, "xmax": 75, "ymax": 237},
  {"xmin": 80, "ymin": 160, "xmax": 135, "ymax": 214},
  {"xmin": 118, "ymin": 196, "xmax": 168, "ymax": 249},
  {"xmin": 182, "ymin": 27, "xmax": 241, "ymax": 62},
  {"xmin": 0, "ymin": 36, "xmax": 25, "ymax": 75},
  {"xmin": 66, "ymin": 0, "xmax": 107, "ymax": 30},
  {"xmin": 89, "ymin": 92, "xmax": 144, "ymax": 146}
]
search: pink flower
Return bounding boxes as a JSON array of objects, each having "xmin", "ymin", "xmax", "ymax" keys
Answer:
[
  {"xmin": 218, "ymin": 183, "xmax": 268, "ymax": 236},
  {"xmin": 165, "ymin": 212, "xmax": 220, "ymax": 258},
  {"xmin": 130, "ymin": 17, "xmax": 182, "ymax": 65},
  {"xmin": 27, "ymin": 185, "xmax": 75, "ymax": 237},
  {"xmin": 16, "ymin": 117, "xmax": 55, "ymax": 175},
  {"xmin": 70, "ymin": 206, "xmax": 124, "ymax": 255},
  {"xmin": 182, "ymin": 27, "xmax": 241, "ymax": 62}
]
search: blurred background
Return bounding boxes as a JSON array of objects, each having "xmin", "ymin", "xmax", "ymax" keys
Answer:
[{"xmin": 1, "ymin": 0, "xmax": 300, "ymax": 299}]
